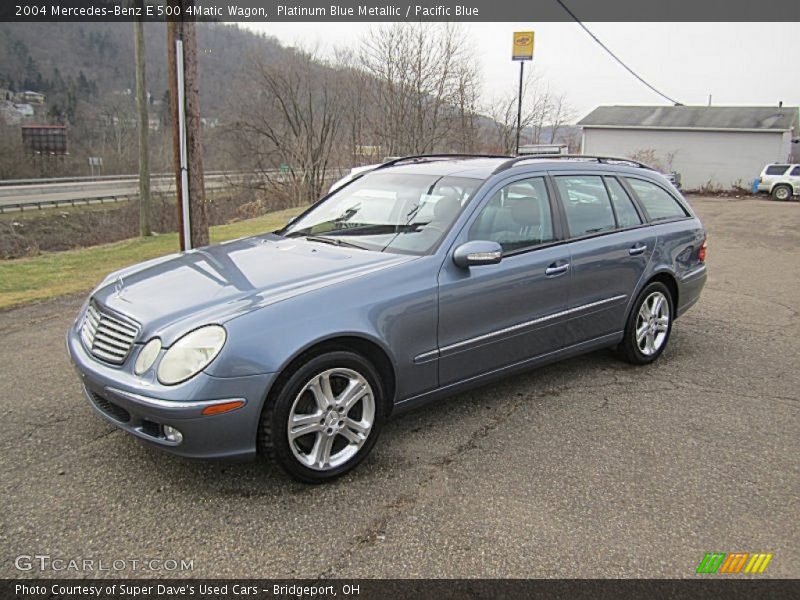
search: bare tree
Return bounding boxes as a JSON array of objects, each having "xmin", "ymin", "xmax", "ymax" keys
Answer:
[
  {"xmin": 359, "ymin": 23, "xmax": 476, "ymax": 155},
  {"xmin": 230, "ymin": 50, "xmax": 345, "ymax": 206},
  {"xmin": 485, "ymin": 68, "xmax": 574, "ymax": 153},
  {"xmin": 97, "ymin": 91, "xmax": 138, "ymax": 168},
  {"xmin": 451, "ymin": 58, "xmax": 482, "ymax": 153},
  {"xmin": 547, "ymin": 92, "xmax": 576, "ymax": 144},
  {"xmin": 333, "ymin": 47, "xmax": 371, "ymax": 165}
]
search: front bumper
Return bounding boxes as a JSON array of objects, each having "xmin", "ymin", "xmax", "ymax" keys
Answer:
[{"xmin": 67, "ymin": 326, "xmax": 276, "ymax": 460}]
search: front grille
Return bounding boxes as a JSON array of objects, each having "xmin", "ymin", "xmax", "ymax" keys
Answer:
[
  {"xmin": 90, "ymin": 391, "xmax": 131, "ymax": 423},
  {"xmin": 80, "ymin": 302, "xmax": 140, "ymax": 365}
]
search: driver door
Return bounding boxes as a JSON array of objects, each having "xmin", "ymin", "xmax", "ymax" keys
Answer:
[{"xmin": 437, "ymin": 175, "xmax": 572, "ymax": 386}]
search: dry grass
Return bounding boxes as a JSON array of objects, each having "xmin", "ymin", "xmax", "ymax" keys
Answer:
[{"xmin": 0, "ymin": 206, "xmax": 305, "ymax": 310}]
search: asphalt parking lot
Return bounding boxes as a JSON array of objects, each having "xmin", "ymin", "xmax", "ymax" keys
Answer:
[{"xmin": 1, "ymin": 195, "xmax": 798, "ymax": 579}]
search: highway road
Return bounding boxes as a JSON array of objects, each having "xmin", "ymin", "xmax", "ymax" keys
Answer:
[{"xmin": 0, "ymin": 172, "xmax": 242, "ymax": 212}]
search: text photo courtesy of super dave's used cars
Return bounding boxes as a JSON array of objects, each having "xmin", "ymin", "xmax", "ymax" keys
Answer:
[{"xmin": 68, "ymin": 155, "xmax": 707, "ymax": 482}]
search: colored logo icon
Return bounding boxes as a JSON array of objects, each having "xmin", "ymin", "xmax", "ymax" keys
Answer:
[{"xmin": 696, "ymin": 552, "xmax": 773, "ymax": 574}]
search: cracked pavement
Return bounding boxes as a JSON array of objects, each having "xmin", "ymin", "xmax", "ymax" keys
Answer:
[{"xmin": 1, "ymin": 195, "xmax": 797, "ymax": 578}]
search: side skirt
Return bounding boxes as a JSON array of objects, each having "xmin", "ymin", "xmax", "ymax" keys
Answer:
[{"xmin": 393, "ymin": 331, "xmax": 623, "ymax": 415}]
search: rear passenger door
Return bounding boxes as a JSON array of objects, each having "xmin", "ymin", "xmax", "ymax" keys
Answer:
[{"xmin": 551, "ymin": 173, "xmax": 657, "ymax": 345}]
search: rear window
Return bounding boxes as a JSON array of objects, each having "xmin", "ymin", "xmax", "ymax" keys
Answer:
[
  {"xmin": 625, "ymin": 178, "xmax": 689, "ymax": 221},
  {"xmin": 604, "ymin": 177, "xmax": 642, "ymax": 228},
  {"xmin": 790, "ymin": 167, "xmax": 800, "ymax": 177},
  {"xmin": 765, "ymin": 165, "xmax": 790, "ymax": 175}
]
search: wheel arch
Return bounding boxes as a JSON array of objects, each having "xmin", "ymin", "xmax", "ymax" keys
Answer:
[
  {"xmin": 267, "ymin": 334, "xmax": 398, "ymax": 415},
  {"xmin": 641, "ymin": 270, "xmax": 679, "ymax": 314},
  {"xmin": 772, "ymin": 182, "xmax": 793, "ymax": 196}
]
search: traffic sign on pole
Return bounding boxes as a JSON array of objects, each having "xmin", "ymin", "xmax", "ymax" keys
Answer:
[
  {"xmin": 512, "ymin": 31, "xmax": 535, "ymax": 61},
  {"xmin": 512, "ymin": 31, "xmax": 534, "ymax": 155}
]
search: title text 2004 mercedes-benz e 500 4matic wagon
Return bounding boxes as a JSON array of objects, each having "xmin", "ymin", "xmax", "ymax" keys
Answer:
[{"xmin": 68, "ymin": 155, "xmax": 707, "ymax": 482}]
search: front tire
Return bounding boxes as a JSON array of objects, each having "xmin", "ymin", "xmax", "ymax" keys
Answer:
[
  {"xmin": 619, "ymin": 282, "xmax": 674, "ymax": 365},
  {"xmin": 772, "ymin": 185, "xmax": 792, "ymax": 201},
  {"xmin": 259, "ymin": 351, "xmax": 386, "ymax": 483}
]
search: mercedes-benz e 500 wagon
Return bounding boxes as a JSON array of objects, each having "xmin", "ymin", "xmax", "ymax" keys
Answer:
[{"xmin": 68, "ymin": 155, "xmax": 707, "ymax": 482}]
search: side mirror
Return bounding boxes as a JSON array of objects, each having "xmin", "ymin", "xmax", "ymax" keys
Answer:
[{"xmin": 452, "ymin": 240, "xmax": 503, "ymax": 269}]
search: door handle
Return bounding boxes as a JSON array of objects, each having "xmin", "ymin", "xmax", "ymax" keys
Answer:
[
  {"xmin": 545, "ymin": 263, "xmax": 570, "ymax": 276},
  {"xmin": 629, "ymin": 244, "xmax": 647, "ymax": 256}
]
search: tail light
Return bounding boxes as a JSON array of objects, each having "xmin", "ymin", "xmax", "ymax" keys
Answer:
[{"xmin": 698, "ymin": 237, "xmax": 707, "ymax": 262}]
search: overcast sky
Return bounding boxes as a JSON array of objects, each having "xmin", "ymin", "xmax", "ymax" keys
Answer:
[{"xmin": 239, "ymin": 22, "xmax": 799, "ymax": 121}]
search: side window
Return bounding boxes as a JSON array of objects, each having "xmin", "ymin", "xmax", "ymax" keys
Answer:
[
  {"xmin": 604, "ymin": 177, "xmax": 642, "ymax": 228},
  {"xmin": 765, "ymin": 165, "xmax": 789, "ymax": 176},
  {"xmin": 468, "ymin": 177, "xmax": 555, "ymax": 253},
  {"xmin": 790, "ymin": 166, "xmax": 800, "ymax": 177},
  {"xmin": 626, "ymin": 178, "xmax": 688, "ymax": 221},
  {"xmin": 555, "ymin": 175, "xmax": 616, "ymax": 237}
]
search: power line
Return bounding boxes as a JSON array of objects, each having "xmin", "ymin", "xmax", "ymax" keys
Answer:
[{"xmin": 554, "ymin": 0, "xmax": 683, "ymax": 106}]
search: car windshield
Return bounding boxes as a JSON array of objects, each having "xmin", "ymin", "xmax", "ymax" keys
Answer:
[{"xmin": 281, "ymin": 172, "xmax": 481, "ymax": 255}]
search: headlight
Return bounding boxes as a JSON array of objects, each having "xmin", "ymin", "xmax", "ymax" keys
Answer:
[
  {"xmin": 157, "ymin": 325, "xmax": 226, "ymax": 385},
  {"xmin": 134, "ymin": 338, "xmax": 162, "ymax": 375}
]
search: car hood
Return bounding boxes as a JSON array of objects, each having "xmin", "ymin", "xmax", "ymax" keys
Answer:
[{"xmin": 93, "ymin": 234, "xmax": 414, "ymax": 343}]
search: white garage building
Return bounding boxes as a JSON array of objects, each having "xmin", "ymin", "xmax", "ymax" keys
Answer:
[{"xmin": 578, "ymin": 106, "xmax": 798, "ymax": 191}]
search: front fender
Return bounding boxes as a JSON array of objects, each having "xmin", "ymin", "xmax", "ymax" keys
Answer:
[{"xmin": 202, "ymin": 257, "xmax": 442, "ymax": 403}]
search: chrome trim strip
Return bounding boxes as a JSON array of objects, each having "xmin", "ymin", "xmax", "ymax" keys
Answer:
[
  {"xmin": 440, "ymin": 294, "xmax": 627, "ymax": 354},
  {"xmin": 413, "ymin": 349, "xmax": 440, "ymax": 364},
  {"xmin": 106, "ymin": 387, "xmax": 247, "ymax": 410},
  {"xmin": 681, "ymin": 264, "xmax": 707, "ymax": 281}
]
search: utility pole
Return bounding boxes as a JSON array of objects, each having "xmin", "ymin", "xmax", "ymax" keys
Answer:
[
  {"xmin": 134, "ymin": 7, "xmax": 151, "ymax": 237},
  {"xmin": 166, "ymin": 1, "xmax": 209, "ymax": 250}
]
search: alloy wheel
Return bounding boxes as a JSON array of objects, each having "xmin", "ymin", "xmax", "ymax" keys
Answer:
[
  {"xmin": 774, "ymin": 186, "xmax": 790, "ymax": 201},
  {"xmin": 287, "ymin": 368, "xmax": 375, "ymax": 471},
  {"xmin": 635, "ymin": 291, "xmax": 670, "ymax": 356}
]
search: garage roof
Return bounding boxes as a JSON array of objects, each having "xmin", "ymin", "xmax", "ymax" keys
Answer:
[{"xmin": 578, "ymin": 105, "xmax": 798, "ymax": 132}]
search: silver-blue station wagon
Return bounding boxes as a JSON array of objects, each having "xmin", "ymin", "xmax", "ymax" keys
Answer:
[{"xmin": 68, "ymin": 155, "xmax": 707, "ymax": 482}]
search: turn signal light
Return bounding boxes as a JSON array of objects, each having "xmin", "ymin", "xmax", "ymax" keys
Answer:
[
  {"xmin": 201, "ymin": 400, "xmax": 245, "ymax": 416},
  {"xmin": 698, "ymin": 238, "xmax": 707, "ymax": 262}
]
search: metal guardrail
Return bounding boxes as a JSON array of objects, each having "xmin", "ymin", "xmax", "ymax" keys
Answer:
[
  {"xmin": 0, "ymin": 170, "xmax": 237, "ymax": 187},
  {"xmin": 0, "ymin": 168, "xmax": 349, "ymax": 214},
  {"xmin": 0, "ymin": 189, "xmax": 209, "ymax": 214}
]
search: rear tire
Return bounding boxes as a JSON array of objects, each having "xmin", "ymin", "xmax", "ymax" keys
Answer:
[
  {"xmin": 772, "ymin": 185, "xmax": 792, "ymax": 201},
  {"xmin": 619, "ymin": 282, "xmax": 674, "ymax": 365},
  {"xmin": 258, "ymin": 350, "xmax": 386, "ymax": 483}
]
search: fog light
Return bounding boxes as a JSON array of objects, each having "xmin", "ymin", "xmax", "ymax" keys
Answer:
[{"xmin": 163, "ymin": 425, "xmax": 183, "ymax": 444}]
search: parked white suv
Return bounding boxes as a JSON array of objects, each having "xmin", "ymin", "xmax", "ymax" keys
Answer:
[{"xmin": 757, "ymin": 163, "xmax": 800, "ymax": 200}]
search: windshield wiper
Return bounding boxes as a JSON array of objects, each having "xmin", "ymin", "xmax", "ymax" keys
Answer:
[{"xmin": 305, "ymin": 235, "xmax": 367, "ymax": 250}]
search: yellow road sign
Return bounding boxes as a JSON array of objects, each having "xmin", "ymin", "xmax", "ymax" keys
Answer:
[{"xmin": 512, "ymin": 31, "xmax": 535, "ymax": 61}]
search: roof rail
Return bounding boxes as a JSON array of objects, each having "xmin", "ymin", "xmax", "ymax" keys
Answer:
[
  {"xmin": 374, "ymin": 153, "xmax": 512, "ymax": 171},
  {"xmin": 492, "ymin": 154, "xmax": 659, "ymax": 174}
]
